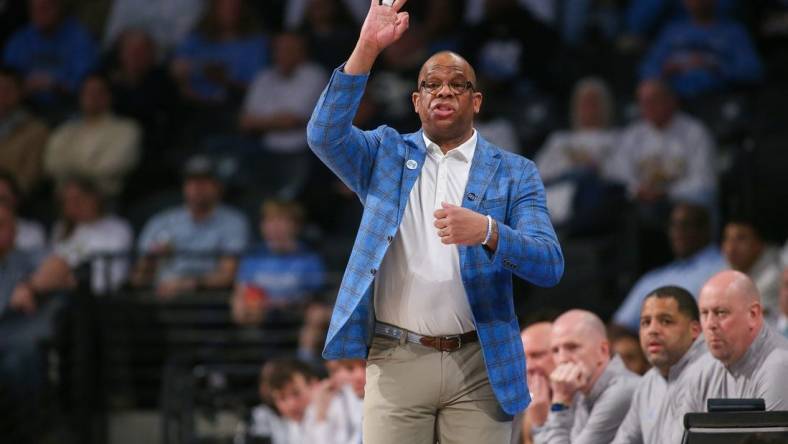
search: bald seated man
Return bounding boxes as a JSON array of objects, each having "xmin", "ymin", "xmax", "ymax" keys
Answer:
[
  {"xmin": 516, "ymin": 322, "xmax": 557, "ymax": 444},
  {"xmin": 676, "ymin": 270, "xmax": 788, "ymax": 418},
  {"xmin": 306, "ymin": 0, "xmax": 563, "ymax": 443},
  {"xmin": 534, "ymin": 310, "xmax": 639, "ymax": 444}
]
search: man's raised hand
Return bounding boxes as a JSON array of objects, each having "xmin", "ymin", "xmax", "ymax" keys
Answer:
[{"xmin": 345, "ymin": 0, "xmax": 409, "ymax": 74}]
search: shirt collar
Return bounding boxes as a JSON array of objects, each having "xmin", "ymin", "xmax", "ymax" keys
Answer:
[
  {"xmin": 422, "ymin": 129, "xmax": 477, "ymax": 163},
  {"xmin": 586, "ymin": 355, "xmax": 625, "ymax": 406},
  {"xmin": 726, "ymin": 323, "xmax": 769, "ymax": 376},
  {"xmin": 667, "ymin": 336, "xmax": 706, "ymax": 382}
]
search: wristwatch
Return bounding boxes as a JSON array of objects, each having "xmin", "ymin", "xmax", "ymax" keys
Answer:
[{"xmin": 550, "ymin": 402, "xmax": 570, "ymax": 412}]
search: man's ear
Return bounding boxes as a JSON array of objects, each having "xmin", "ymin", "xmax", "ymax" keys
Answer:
[
  {"xmin": 473, "ymin": 91, "xmax": 483, "ymax": 114},
  {"xmin": 412, "ymin": 91, "xmax": 420, "ymax": 113},
  {"xmin": 690, "ymin": 320, "xmax": 701, "ymax": 340}
]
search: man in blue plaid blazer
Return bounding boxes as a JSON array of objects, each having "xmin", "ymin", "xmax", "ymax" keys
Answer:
[{"xmin": 306, "ymin": 1, "xmax": 564, "ymax": 442}]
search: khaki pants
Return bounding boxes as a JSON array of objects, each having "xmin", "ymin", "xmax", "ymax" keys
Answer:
[{"xmin": 363, "ymin": 335, "xmax": 512, "ymax": 444}]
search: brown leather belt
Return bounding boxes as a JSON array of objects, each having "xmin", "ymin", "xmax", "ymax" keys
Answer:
[{"xmin": 374, "ymin": 322, "xmax": 478, "ymax": 352}]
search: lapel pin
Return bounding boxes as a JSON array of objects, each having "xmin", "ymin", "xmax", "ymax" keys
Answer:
[{"xmin": 406, "ymin": 159, "xmax": 418, "ymax": 170}]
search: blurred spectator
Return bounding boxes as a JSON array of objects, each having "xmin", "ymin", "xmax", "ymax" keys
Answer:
[
  {"xmin": 625, "ymin": 0, "xmax": 740, "ymax": 42},
  {"xmin": 462, "ymin": 0, "xmax": 561, "ymax": 92},
  {"xmin": 23, "ymin": 177, "xmax": 132, "ymax": 294},
  {"xmin": 722, "ymin": 219, "xmax": 782, "ymax": 319},
  {"xmin": 171, "ymin": 0, "xmax": 268, "ymax": 104},
  {"xmin": 612, "ymin": 286, "xmax": 705, "ymax": 444},
  {"xmin": 0, "ymin": 202, "xmax": 46, "ymax": 432},
  {"xmin": 0, "ymin": 67, "xmax": 48, "ymax": 194},
  {"xmin": 44, "ymin": 73, "xmax": 140, "ymax": 198},
  {"xmin": 519, "ymin": 322, "xmax": 556, "ymax": 444},
  {"xmin": 609, "ymin": 79, "xmax": 716, "ymax": 207},
  {"xmin": 534, "ymin": 310, "xmax": 639, "ymax": 444},
  {"xmin": 303, "ymin": 359, "xmax": 364, "ymax": 444},
  {"xmin": 777, "ymin": 267, "xmax": 787, "ymax": 337},
  {"xmin": 536, "ymin": 78, "xmax": 621, "ymax": 230},
  {"xmin": 106, "ymin": 29, "xmax": 179, "ymax": 152},
  {"xmin": 103, "ymin": 0, "xmax": 206, "ymax": 53},
  {"xmin": 640, "ymin": 0, "xmax": 762, "ymax": 98},
  {"xmin": 680, "ymin": 271, "xmax": 788, "ymax": 413},
  {"xmin": 609, "ymin": 327, "xmax": 651, "ymax": 375},
  {"xmin": 0, "ymin": 170, "xmax": 45, "ymax": 253},
  {"xmin": 613, "ymin": 203, "xmax": 726, "ymax": 332},
  {"xmin": 240, "ymin": 32, "xmax": 327, "ymax": 196},
  {"xmin": 298, "ymin": 0, "xmax": 357, "ymax": 71},
  {"xmin": 245, "ymin": 358, "xmax": 319, "ymax": 443},
  {"xmin": 133, "ymin": 155, "xmax": 250, "ymax": 298},
  {"xmin": 231, "ymin": 200, "xmax": 328, "ymax": 361},
  {"xmin": 2, "ymin": 0, "xmax": 97, "ymax": 108},
  {"xmin": 0, "ymin": 203, "xmax": 36, "ymax": 319}
]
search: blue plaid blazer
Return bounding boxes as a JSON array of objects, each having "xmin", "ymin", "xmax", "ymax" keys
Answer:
[{"xmin": 306, "ymin": 67, "xmax": 564, "ymax": 415}]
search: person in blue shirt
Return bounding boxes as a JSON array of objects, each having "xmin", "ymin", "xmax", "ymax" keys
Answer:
[
  {"xmin": 232, "ymin": 199, "xmax": 328, "ymax": 361},
  {"xmin": 2, "ymin": 0, "xmax": 97, "ymax": 107},
  {"xmin": 170, "ymin": 0, "xmax": 268, "ymax": 104},
  {"xmin": 640, "ymin": 0, "xmax": 762, "ymax": 98},
  {"xmin": 613, "ymin": 202, "xmax": 727, "ymax": 332}
]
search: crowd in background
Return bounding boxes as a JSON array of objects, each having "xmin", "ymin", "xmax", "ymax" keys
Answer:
[{"xmin": 1, "ymin": 0, "xmax": 788, "ymax": 443}]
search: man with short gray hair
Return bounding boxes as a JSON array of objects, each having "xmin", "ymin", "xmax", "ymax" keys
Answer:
[{"xmin": 534, "ymin": 310, "xmax": 639, "ymax": 444}]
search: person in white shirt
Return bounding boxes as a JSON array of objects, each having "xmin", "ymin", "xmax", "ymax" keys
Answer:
[
  {"xmin": 609, "ymin": 79, "xmax": 716, "ymax": 206},
  {"xmin": 304, "ymin": 359, "xmax": 365, "ymax": 444},
  {"xmin": 9, "ymin": 177, "xmax": 132, "ymax": 309}
]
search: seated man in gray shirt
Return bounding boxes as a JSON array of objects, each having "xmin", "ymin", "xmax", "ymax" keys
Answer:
[
  {"xmin": 534, "ymin": 310, "xmax": 640, "ymax": 444},
  {"xmin": 612, "ymin": 286, "xmax": 707, "ymax": 444},
  {"xmin": 676, "ymin": 270, "xmax": 788, "ymax": 416}
]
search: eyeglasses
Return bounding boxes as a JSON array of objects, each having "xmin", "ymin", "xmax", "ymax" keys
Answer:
[{"xmin": 419, "ymin": 79, "xmax": 475, "ymax": 95}]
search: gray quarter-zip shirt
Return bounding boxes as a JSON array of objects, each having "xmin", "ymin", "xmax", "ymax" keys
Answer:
[
  {"xmin": 534, "ymin": 355, "xmax": 641, "ymax": 444},
  {"xmin": 611, "ymin": 338, "xmax": 707, "ymax": 444}
]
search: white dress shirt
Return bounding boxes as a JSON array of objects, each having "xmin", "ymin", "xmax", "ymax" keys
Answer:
[{"xmin": 374, "ymin": 130, "xmax": 478, "ymax": 336}]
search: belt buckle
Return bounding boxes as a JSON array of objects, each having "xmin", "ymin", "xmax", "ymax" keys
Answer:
[{"xmin": 442, "ymin": 334, "xmax": 462, "ymax": 352}]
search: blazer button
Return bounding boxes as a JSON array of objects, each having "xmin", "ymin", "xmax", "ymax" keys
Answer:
[
  {"xmin": 386, "ymin": 235, "xmax": 393, "ymax": 243},
  {"xmin": 467, "ymin": 192, "xmax": 477, "ymax": 201},
  {"xmin": 370, "ymin": 268, "xmax": 377, "ymax": 276}
]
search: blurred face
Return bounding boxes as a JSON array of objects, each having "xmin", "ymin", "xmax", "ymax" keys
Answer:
[
  {"xmin": 119, "ymin": 31, "xmax": 155, "ymax": 76},
  {"xmin": 183, "ymin": 177, "xmax": 221, "ymax": 214},
  {"xmin": 551, "ymin": 321, "xmax": 609, "ymax": 390},
  {"xmin": 412, "ymin": 54, "xmax": 482, "ymax": 147},
  {"xmin": 261, "ymin": 213, "xmax": 298, "ymax": 246},
  {"xmin": 0, "ymin": 74, "xmax": 22, "ymax": 115},
  {"xmin": 0, "ymin": 181, "xmax": 18, "ymax": 208},
  {"xmin": 779, "ymin": 269, "xmax": 788, "ymax": 317},
  {"xmin": 272, "ymin": 374, "xmax": 315, "ymax": 422},
  {"xmin": 722, "ymin": 223, "xmax": 764, "ymax": 273},
  {"xmin": 669, "ymin": 205, "xmax": 708, "ymax": 259},
  {"xmin": 274, "ymin": 35, "xmax": 306, "ymax": 75},
  {"xmin": 522, "ymin": 322, "xmax": 556, "ymax": 380},
  {"xmin": 575, "ymin": 87, "xmax": 605, "ymax": 129},
  {"xmin": 613, "ymin": 335, "xmax": 650, "ymax": 375},
  {"xmin": 60, "ymin": 183, "xmax": 100, "ymax": 223},
  {"xmin": 325, "ymin": 359, "xmax": 366, "ymax": 398},
  {"xmin": 30, "ymin": 0, "xmax": 61, "ymax": 31},
  {"xmin": 640, "ymin": 297, "xmax": 700, "ymax": 375},
  {"xmin": 638, "ymin": 81, "xmax": 676, "ymax": 129},
  {"xmin": 80, "ymin": 77, "xmax": 111, "ymax": 116},
  {"xmin": 699, "ymin": 284, "xmax": 761, "ymax": 367},
  {"xmin": 0, "ymin": 206, "xmax": 16, "ymax": 254},
  {"xmin": 215, "ymin": 0, "xmax": 242, "ymax": 30}
]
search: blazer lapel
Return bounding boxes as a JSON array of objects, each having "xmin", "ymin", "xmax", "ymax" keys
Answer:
[
  {"xmin": 462, "ymin": 134, "xmax": 501, "ymax": 213},
  {"xmin": 398, "ymin": 130, "xmax": 427, "ymax": 222}
]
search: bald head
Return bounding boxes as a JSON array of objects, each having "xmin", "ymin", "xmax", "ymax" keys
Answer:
[
  {"xmin": 418, "ymin": 51, "xmax": 477, "ymax": 87},
  {"xmin": 551, "ymin": 310, "xmax": 610, "ymax": 392},
  {"xmin": 699, "ymin": 270, "xmax": 763, "ymax": 367},
  {"xmin": 554, "ymin": 309, "xmax": 607, "ymax": 341}
]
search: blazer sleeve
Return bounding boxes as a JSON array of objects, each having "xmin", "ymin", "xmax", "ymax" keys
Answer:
[
  {"xmin": 306, "ymin": 65, "xmax": 383, "ymax": 202},
  {"xmin": 488, "ymin": 157, "xmax": 564, "ymax": 287}
]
